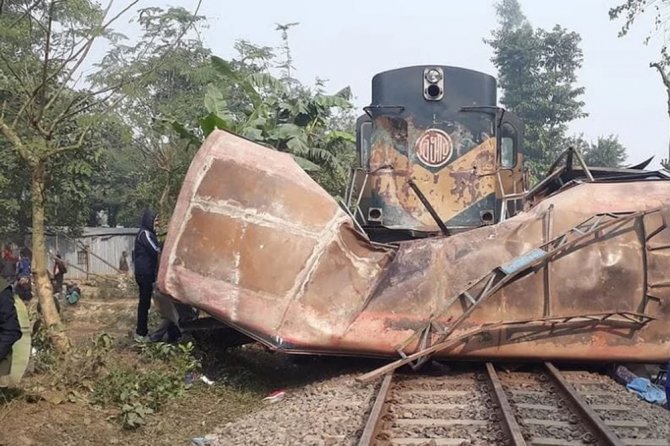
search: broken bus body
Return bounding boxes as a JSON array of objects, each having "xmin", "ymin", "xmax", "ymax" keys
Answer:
[{"xmin": 155, "ymin": 65, "xmax": 670, "ymax": 365}]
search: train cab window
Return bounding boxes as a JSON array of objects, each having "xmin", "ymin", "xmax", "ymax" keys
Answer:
[
  {"xmin": 500, "ymin": 123, "xmax": 517, "ymax": 168},
  {"xmin": 357, "ymin": 120, "xmax": 373, "ymax": 167}
]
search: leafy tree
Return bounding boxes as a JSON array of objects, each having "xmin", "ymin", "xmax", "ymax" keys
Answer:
[
  {"xmin": 98, "ymin": 22, "xmax": 355, "ymax": 228},
  {"xmin": 585, "ymin": 135, "xmax": 628, "ymax": 167},
  {"xmin": 0, "ymin": 146, "xmax": 27, "ymax": 237},
  {"xmin": 487, "ymin": 0, "xmax": 587, "ymax": 177},
  {"xmin": 92, "ymin": 6, "xmax": 213, "ymax": 225},
  {"xmin": 566, "ymin": 134, "xmax": 628, "ymax": 167},
  {"xmin": 0, "ymin": 0, "xmax": 201, "ymax": 351},
  {"xmin": 86, "ymin": 116, "xmax": 135, "ymax": 227},
  {"xmin": 609, "ymin": 1, "xmax": 670, "ymax": 41}
]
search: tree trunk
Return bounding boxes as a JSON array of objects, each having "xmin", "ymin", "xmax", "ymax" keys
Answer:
[{"xmin": 31, "ymin": 161, "xmax": 70, "ymax": 353}]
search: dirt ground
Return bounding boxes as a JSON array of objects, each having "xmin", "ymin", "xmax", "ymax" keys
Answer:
[{"xmin": 0, "ymin": 282, "xmax": 371, "ymax": 446}]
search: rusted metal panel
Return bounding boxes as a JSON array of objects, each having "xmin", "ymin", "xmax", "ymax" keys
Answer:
[{"xmin": 158, "ymin": 130, "xmax": 670, "ymax": 362}]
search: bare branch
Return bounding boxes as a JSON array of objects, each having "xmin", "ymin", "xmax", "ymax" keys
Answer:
[
  {"xmin": 35, "ymin": 0, "xmax": 55, "ymax": 123},
  {"xmin": 0, "ymin": 52, "xmax": 30, "ymax": 95},
  {"xmin": 36, "ymin": 121, "xmax": 51, "ymax": 139},
  {"xmin": 57, "ymin": 91, "xmax": 116, "ymax": 125},
  {"xmin": 651, "ymin": 62, "xmax": 670, "ymax": 88},
  {"xmin": 0, "ymin": 116, "xmax": 31, "ymax": 162},
  {"xmin": 47, "ymin": 92, "xmax": 124, "ymax": 157},
  {"xmin": 8, "ymin": 0, "xmax": 43, "ymax": 29},
  {"xmin": 99, "ymin": 0, "xmax": 137, "ymax": 32},
  {"xmin": 47, "ymin": 0, "xmax": 203, "ymax": 132},
  {"xmin": 12, "ymin": 95, "xmax": 36, "ymax": 128},
  {"xmin": 43, "ymin": 0, "xmax": 139, "ymax": 111},
  {"xmin": 46, "ymin": 123, "xmax": 94, "ymax": 156},
  {"xmin": 6, "ymin": 62, "xmax": 42, "ymax": 127},
  {"xmin": 47, "ymin": 84, "xmax": 120, "ymax": 135}
]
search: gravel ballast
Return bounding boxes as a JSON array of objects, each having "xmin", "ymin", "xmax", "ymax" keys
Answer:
[
  {"xmin": 204, "ymin": 366, "xmax": 670, "ymax": 446},
  {"xmin": 206, "ymin": 373, "xmax": 377, "ymax": 446}
]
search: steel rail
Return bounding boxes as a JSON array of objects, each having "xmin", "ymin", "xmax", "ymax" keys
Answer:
[
  {"xmin": 544, "ymin": 362, "xmax": 625, "ymax": 446},
  {"xmin": 485, "ymin": 363, "xmax": 527, "ymax": 445},
  {"xmin": 357, "ymin": 373, "xmax": 393, "ymax": 446}
]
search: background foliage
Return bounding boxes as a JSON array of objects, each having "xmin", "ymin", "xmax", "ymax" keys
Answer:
[
  {"xmin": 488, "ymin": 0, "xmax": 630, "ymax": 179},
  {"xmin": 0, "ymin": 0, "xmax": 639, "ymax": 236}
]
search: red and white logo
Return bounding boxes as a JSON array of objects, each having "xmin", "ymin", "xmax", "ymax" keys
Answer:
[{"xmin": 415, "ymin": 129, "xmax": 453, "ymax": 168}]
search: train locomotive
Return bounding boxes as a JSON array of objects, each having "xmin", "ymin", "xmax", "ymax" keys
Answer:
[{"xmin": 348, "ymin": 65, "xmax": 525, "ymax": 242}]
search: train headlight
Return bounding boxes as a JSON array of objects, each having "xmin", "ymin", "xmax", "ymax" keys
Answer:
[
  {"xmin": 425, "ymin": 68, "xmax": 442, "ymax": 84},
  {"xmin": 423, "ymin": 67, "xmax": 444, "ymax": 101}
]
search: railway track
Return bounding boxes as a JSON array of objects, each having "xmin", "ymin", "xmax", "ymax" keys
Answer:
[{"xmin": 358, "ymin": 363, "xmax": 669, "ymax": 446}]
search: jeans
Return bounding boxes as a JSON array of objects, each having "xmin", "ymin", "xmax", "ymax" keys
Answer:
[{"xmin": 135, "ymin": 274, "xmax": 155, "ymax": 336}]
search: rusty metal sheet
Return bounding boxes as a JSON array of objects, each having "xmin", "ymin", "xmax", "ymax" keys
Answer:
[{"xmin": 157, "ymin": 129, "xmax": 670, "ymax": 362}]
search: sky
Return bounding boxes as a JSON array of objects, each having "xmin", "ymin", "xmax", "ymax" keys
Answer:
[{"xmin": 135, "ymin": 0, "xmax": 668, "ymax": 167}]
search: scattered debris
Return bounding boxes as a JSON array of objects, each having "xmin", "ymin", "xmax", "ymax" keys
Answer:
[
  {"xmin": 614, "ymin": 364, "xmax": 667, "ymax": 406},
  {"xmin": 627, "ymin": 377, "xmax": 667, "ymax": 406},
  {"xmin": 262, "ymin": 389, "xmax": 286, "ymax": 403},
  {"xmin": 199, "ymin": 375, "xmax": 214, "ymax": 386}
]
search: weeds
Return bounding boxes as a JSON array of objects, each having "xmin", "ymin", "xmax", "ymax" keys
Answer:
[
  {"xmin": 31, "ymin": 322, "xmax": 57, "ymax": 371},
  {"xmin": 29, "ymin": 328, "xmax": 200, "ymax": 430},
  {"xmin": 92, "ymin": 341, "xmax": 200, "ymax": 429}
]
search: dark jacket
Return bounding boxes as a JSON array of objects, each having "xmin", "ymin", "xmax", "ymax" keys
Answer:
[
  {"xmin": 0, "ymin": 280, "xmax": 21, "ymax": 361},
  {"xmin": 53, "ymin": 256, "xmax": 66, "ymax": 277},
  {"xmin": 16, "ymin": 257, "xmax": 30, "ymax": 278},
  {"xmin": 133, "ymin": 209, "xmax": 161, "ymax": 278}
]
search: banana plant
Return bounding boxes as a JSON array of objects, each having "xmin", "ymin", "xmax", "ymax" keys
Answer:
[{"xmin": 171, "ymin": 55, "xmax": 355, "ymax": 174}]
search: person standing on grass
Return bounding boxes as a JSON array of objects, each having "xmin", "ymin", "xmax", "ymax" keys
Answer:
[
  {"xmin": 132, "ymin": 209, "xmax": 160, "ymax": 343},
  {"xmin": 52, "ymin": 253, "xmax": 67, "ymax": 297},
  {"xmin": 119, "ymin": 250, "xmax": 129, "ymax": 275},
  {"xmin": 1, "ymin": 245, "xmax": 17, "ymax": 281},
  {"xmin": 15, "ymin": 248, "xmax": 32, "ymax": 301},
  {"xmin": 16, "ymin": 248, "xmax": 30, "ymax": 279}
]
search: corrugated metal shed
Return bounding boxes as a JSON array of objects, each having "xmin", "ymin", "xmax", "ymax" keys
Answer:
[{"xmin": 26, "ymin": 227, "xmax": 140, "ymax": 279}]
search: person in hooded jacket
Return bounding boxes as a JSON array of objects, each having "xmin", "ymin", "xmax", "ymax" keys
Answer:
[
  {"xmin": 0, "ymin": 278, "xmax": 21, "ymax": 361},
  {"xmin": 133, "ymin": 209, "xmax": 161, "ymax": 342}
]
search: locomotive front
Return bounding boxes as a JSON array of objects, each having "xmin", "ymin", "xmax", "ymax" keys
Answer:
[{"xmin": 352, "ymin": 65, "xmax": 526, "ymax": 242}]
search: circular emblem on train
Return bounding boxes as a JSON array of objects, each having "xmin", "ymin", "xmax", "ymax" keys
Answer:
[{"xmin": 415, "ymin": 129, "xmax": 453, "ymax": 168}]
